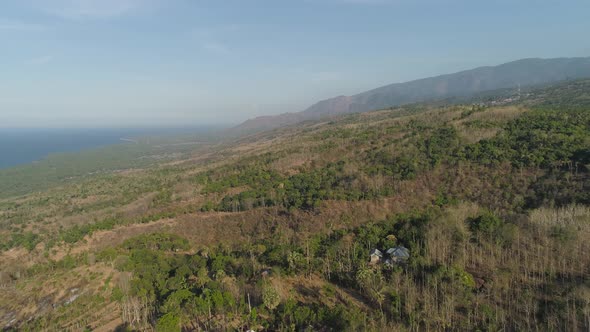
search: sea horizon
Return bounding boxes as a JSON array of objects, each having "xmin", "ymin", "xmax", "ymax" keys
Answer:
[{"xmin": 0, "ymin": 126, "xmax": 220, "ymax": 169}]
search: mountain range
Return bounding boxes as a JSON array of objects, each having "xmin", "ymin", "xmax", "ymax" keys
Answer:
[{"xmin": 234, "ymin": 56, "xmax": 590, "ymax": 133}]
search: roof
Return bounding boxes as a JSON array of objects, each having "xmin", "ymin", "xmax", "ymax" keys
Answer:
[
  {"xmin": 386, "ymin": 246, "xmax": 410, "ymax": 258},
  {"xmin": 370, "ymin": 249, "xmax": 383, "ymax": 257}
]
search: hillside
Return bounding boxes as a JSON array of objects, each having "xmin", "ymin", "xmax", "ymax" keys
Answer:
[
  {"xmin": 234, "ymin": 57, "xmax": 590, "ymax": 134},
  {"xmin": 0, "ymin": 80, "xmax": 589, "ymax": 331}
]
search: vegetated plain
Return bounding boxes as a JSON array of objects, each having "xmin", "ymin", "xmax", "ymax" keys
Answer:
[{"xmin": 0, "ymin": 80, "xmax": 589, "ymax": 331}]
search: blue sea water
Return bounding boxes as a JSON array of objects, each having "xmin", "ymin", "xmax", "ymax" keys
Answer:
[{"xmin": 0, "ymin": 127, "xmax": 212, "ymax": 169}]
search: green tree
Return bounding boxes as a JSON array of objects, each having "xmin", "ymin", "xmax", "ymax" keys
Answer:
[
  {"xmin": 156, "ymin": 313, "xmax": 180, "ymax": 332},
  {"xmin": 262, "ymin": 284, "xmax": 281, "ymax": 311}
]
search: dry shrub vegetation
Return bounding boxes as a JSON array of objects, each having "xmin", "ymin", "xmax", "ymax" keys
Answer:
[{"xmin": 0, "ymin": 80, "xmax": 589, "ymax": 331}]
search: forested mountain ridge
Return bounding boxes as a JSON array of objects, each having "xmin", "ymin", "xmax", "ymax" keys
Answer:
[
  {"xmin": 234, "ymin": 56, "xmax": 590, "ymax": 134},
  {"xmin": 0, "ymin": 80, "xmax": 589, "ymax": 331}
]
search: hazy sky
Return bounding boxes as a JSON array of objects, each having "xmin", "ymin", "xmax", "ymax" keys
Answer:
[{"xmin": 1, "ymin": 0, "xmax": 589, "ymax": 127}]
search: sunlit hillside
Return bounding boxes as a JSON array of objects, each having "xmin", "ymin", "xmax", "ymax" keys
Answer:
[{"xmin": 1, "ymin": 80, "xmax": 589, "ymax": 331}]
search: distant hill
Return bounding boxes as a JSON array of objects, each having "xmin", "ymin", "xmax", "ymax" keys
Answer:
[{"xmin": 233, "ymin": 56, "xmax": 590, "ymax": 133}]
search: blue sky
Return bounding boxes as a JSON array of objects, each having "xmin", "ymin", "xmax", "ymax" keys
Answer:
[{"xmin": 1, "ymin": 0, "xmax": 589, "ymax": 127}]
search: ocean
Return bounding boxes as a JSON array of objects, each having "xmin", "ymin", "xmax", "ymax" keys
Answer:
[{"xmin": 0, "ymin": 127, "xmax": 212, "ymax": 169}]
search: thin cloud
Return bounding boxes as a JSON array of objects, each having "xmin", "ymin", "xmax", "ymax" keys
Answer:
[
  {"xmin": 202, "ymin": 42, "xmax": 230, "ymax": 56},
  {"xmin": 0, "ymin": 19, "xmax": 46, "ymax": 31},
  {"xmin": 338, "ymin": 0, "xmax": 392, "ymax": 3},
  {"xmin": 192, "ymin": 24, "xmax": 245, "ymax": 38},
  {"xmin": 310, "ymin": 71, "xmax": 342, "ymax": 82},
  {"xmin": 192, "ymin": 24, "xmax": 245, "ymax": 57},
  {"xmin": 26, "ymin": 55, "xmax": 53, "ymax": 65},
  {"xmin": 305, "ymin": 0, "xmax": 399, "ymax": 4},
  {"xmin": 30, "ymin": 0, "xmax": 155, "ymax": 20}
]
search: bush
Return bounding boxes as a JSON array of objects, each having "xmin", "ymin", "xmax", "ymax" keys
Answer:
[
  {"xmin": 468, "ymin": 212, "xmax": 503, "ymax": 237},
  {"xmin": 262, "ymin": 284, "xmax": 281, "ymax": 311},
  {"xmin": 156, "ymin": 313, "xmax": 180, "ymax": 332}
]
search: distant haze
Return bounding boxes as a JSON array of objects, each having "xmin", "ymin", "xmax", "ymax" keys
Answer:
[
  {"xmin": 1, "ymin": 0, "xmax": 589, "ymax": 127},
  {"xmin": 0, "ymin": 128, "xmax": 126, "ymax": 168},
  {"xmin": 234, "ymin": 57, "xmax": 590, "ymax": 133},
  {"xmin": 0, "ymin": 127, "xmax": 216, "ymax": 168}
]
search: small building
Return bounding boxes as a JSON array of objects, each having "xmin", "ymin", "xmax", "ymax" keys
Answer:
[
  {"xmin": 386, "ymin": 246, "xmax": 410, "ymax": 263},
  {"xmin": 369, "ymin": 249, "xmax": 383, "ymax": 264}
]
